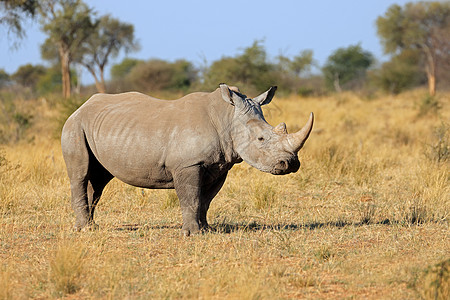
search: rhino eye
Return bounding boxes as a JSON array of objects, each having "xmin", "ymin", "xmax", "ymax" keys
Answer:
[{"xmin": 258, "ymin": 137, "xmax": 265, "ymax": 142}]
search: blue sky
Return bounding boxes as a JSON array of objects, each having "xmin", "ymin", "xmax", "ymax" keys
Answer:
[{"xmin": 0, "ymin": 0, "xmax": 422, "ymax": 83}]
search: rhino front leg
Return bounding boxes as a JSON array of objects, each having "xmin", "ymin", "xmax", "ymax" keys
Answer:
[{"xmin": 173, "ymin": 166, "xmax": 204, "ymax": 236}]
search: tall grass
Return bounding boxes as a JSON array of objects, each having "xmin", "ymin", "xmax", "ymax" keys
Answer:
[{"xmin": 0, "ymin": 89, "xmax": 448, "ymax": 298}]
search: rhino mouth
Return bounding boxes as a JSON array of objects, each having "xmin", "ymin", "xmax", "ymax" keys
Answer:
[{"xmin": 270, "ymin": 158, "xmax": 300, "ymax": 175}]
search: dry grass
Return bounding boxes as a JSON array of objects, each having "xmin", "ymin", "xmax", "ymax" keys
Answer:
[{"xmin": 0, "ymin": 90, "xmax": 449, "ymax": 299}]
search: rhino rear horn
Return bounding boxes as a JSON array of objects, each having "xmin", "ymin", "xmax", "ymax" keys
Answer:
[{"xmin": 287, "ymin": 112, "xmax": 314, "ymax": 152}]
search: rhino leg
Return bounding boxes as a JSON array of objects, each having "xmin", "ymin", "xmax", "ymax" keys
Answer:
[
  {"xmin": 62, "ymin": 128, "xmax": 91, "ymax": 230},
  {"xmin": 199, "ymin": 172, "xmax": 228, "ymax": 230},
  {"xmin": 86, "ymin": 159, "xmax": 113, "ymax": 227},
  {"xmin": 173, "ymin": 166, "xmax": 204, "ymax": 236}
]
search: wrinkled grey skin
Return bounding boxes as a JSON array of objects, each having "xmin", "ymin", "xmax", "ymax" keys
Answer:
[{"xmin": 61, "ymin": 84, "xmax": 314, "ymax": 236}]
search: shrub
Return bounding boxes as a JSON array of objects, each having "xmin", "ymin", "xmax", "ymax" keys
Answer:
[
  {"xmin": 416, "ymin": 258, "xmax": 449, "ymax": 300},
  {"xmin": 425, "ymin": 122, "xmax": 450, "ymax": 163},
  {"xmin": 417, "ymin": 95, "xmax": 441, "ymax": 117},
  {"xmin": 49, "ymin": 240, "xmax": 87, "ymax": 296}
]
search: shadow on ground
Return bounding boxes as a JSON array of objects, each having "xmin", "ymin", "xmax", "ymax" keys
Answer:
[{"xmin": 113, "ymin": 219, "xmax": 393, "ymax": 233}]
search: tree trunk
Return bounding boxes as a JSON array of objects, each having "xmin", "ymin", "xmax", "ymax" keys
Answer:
[
  {"xmin": 94, "ymin": 79, "xmax": 105, "ymax": 94},
  {"xmin": 85, "ymin": 64, "xmax": 105, "ymax": 93},
  {"xmin": 333, "ymin": 72, "xmax": 342, "ymax": 93},
  {"xmin": 427, "ymin": 72, "xmax": 436, "ymax": 97},
  {"xmin": 59, "ymin": 46, "xmax": 71, "ymax": 99},
  {"xmin": 423, "ymin": 44, "xmax": 436, "ymax": 97},
  {"xmin": 99, "ymin": 67, "xmax": 106, "ymax": 93}
]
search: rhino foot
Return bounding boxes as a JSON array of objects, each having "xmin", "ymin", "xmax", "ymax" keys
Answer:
[
  {"xmin": 181, "ymin": 222, "xmax": 201, "ymax": 237},
  {"xmin": 74, "ymin": 222, "xmax": 99, "ymax": 232}
]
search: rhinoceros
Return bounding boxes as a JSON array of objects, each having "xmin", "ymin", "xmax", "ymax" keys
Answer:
[{"xmin": 61, "ymin": 84, "xmax": 314, "ymax": 235}]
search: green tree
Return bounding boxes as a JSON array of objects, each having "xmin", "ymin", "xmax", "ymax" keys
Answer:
[
  {"xmin": 11, "ymin": 64, "xmax": 46, "ymax": 90},
  {"xmin": 373, "ymin": 49, "xmax": 425, "ymax": 94},
  {"xmin": 203, "ymin": 40, "xmax": 275, "ymax": 93},
  {"xmin": 75, "ymin": 15, "xmax": 139, "ymax": 93},
  {"xmin": 127, "ymin": 59, "xmax": 196, "ymax": 92},
  {"xmin": 290, "ymin": 50, "xmax": 314, "ymax": 77},
  {"xmin": 0, "ymin": 69, "xmax": 11, "ymax": 88},
  {"xmin": 0, "ymin": 0, "xmax": 38, "ymax": 40},
  {"xmin": 322, "ymin": 44, "xmax": 374, "ymax": 92},
  {"xmin": 376, "ymin": 2, "xmax": 450, "ymax": 96},
  {"xmin": 39, "ymin": 0, "xmax": 96, "ymax": 98},
  {"xmin": 111, "ymin": 58, "xmax": 142, "ymax": 80}
]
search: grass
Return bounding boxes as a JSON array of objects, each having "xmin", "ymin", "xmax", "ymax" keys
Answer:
[{"xmin": 0, "ymin": 89, "xmax": 449, "ymax": 299}]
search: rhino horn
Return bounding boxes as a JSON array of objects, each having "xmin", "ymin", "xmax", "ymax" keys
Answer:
[{"xmin": 286, "ymin": 112, "xmax": 314, "ymax": 153}]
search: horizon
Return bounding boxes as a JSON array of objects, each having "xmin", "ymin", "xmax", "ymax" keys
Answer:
[{"xmin": 0, "ymin": 0, "xmax": 424, "ymax": 84}]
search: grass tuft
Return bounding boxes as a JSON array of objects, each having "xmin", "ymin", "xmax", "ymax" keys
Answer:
[
  {"xmin": 425, "ymin": 122, "xmax": 450, "ymax": 164},
  {"xmin": 416, "ymin": 258, "xmax": 450, "ymax": 300},
  {"xmin": 161, "ymin": 190, "xmax": 179, "ymax": 209},
  {"xmin": 48, "ymin": 239, "xmax": 87, "ymax": 296},
  {"xmin": 252, "ymin": 182, "xmax": 277, "ymax": 210}
]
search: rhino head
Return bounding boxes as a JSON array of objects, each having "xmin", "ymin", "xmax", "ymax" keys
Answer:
[{"xmin": 220, "ymin": 84, "xmax": 314, "ymax": 175}]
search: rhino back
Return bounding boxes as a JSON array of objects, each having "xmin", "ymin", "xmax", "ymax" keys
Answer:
[{"xmin": 70, "ymin": 92, "xmax": 224, "ymax": 188}]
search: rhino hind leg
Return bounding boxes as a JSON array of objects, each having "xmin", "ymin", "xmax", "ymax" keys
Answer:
[
  {"xmin": 86, "ymin": 159, "xmax": 114, "ymax": 228},
  {"xmin": 62, "ymin": 123, "xmax": 113, "ymax": 231}
]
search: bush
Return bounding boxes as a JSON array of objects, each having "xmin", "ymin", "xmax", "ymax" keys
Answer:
[
  {"xmin": 416, "ymin": 259, "xmax": 449, "ymax": 300},
  {"xmin": 127, "ymin": 59, "xmax": 197, "ymax": 93},
  {"xmin": 372, "ymin": 50, "xmax": 425, "ymax": 94},
  {"xmin": 425, "ymin": 122, "xmax": 450, "ymax": 163}
]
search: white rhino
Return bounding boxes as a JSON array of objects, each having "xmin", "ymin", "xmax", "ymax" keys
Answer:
[{"xmin": 61, "ymin": 84, "xmax": 314, "ymax": 235}]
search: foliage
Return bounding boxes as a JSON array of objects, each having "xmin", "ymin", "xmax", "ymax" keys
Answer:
[
  {"xmin": 372, "ymin": 49, "xmax": 425, "ymax": 94},
  {"xmin": 322, "ymin": 44, "xmax": 374, "ymax": 92},
  {"xmin": 376, "ymin": 1, "xmax": 450, "ymax": 96},
  {"xmin": 0, "ymin": 69, "xmax": 11, "ymax": 88},
  {"xmin": 11, "ymin": 63, "xmax": 46, "ymax": 90},
  {"xmin": 110, "ymin": 58, "xmax": 142, "ymax": 80},
  {"xmin": 417, "ymin": 94, "xmax": 441, "ymax": 118},
  {"xmin": 35, "ymin": 65, "xmax": 62, "ymax": 94},
  {"xmin": 425, "ymin": 122, "xmax": 449, "ymax": 163},
  {"xmin": 127, "ymin": 59, "xmax": 197, "ymax": 92},
  {"xmin": 74, "ymin": 15, "xmax": 140, "ymax": 93},
  {"xmin": 203, "ymin": 40, "xmax": 277, "ymax": 94},
  {"xmin": 39, "ymin": 0, "xmax": 97, "ymax": 98},
  {"xmin": 0, "ymin": 0, "xmax": 38, "ymax": 40},
  {"xmin": 415, "ymin": 258, "xmax": 449, "ymax": 300},
  {"xmin": 278, "ymin": 49, "xmax": 314, "ymax": 77}
]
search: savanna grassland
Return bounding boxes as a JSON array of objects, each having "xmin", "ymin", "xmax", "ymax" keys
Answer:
[{"xmin": 0, "ymin": 90, "xmax": 449, "ymax": 299}]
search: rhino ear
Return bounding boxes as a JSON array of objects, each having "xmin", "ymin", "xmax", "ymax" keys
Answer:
[
  {"xmin": 220, "ymin": 83, "xmax": 234, "ymax": 105},
  {"xmin": 220, "ymin": 83, "xmax": 245, "ymax": 108},
  {"xmin": 253, "ymin": 86, "xmax": 277, "ymax": 106}
]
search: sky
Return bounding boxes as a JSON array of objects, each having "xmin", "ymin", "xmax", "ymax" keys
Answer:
[{"xmin": 0, "ymin": 0, "xmax": 424, "ymax": 83}]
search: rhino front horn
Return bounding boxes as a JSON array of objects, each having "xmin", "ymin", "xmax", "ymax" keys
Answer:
[{"xmin": 287, "ymin": 112, "xmax": 314, "ymax": 152}]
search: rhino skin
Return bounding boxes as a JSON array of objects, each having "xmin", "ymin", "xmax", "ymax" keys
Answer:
[{"xmin": 61, "ymin": 84, "xmax": 314, "ymax": 236}]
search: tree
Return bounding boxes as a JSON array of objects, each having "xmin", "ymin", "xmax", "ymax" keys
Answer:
[
  {"xmin": 0, "ymin": 0, "xmax": 38, "ymax": 40},
  {"xmin": 290, "ymin": 50, "xmax": 314, "ymax": 77},
  {"xmin": 203, "ymin": 40, "xmax": 276, "ymax": 93},
  {"xmin": 111, "ymin": 58, "xmax": 142, "ymax": 80},
  {"xmin": 127, "ymin": 59, "xmax": 197, "ymax": 92},
  {"xmin": 11, "ymin": 63, "xmax": 46, "ymax": 90},
  {"xmin": 75, "ymin": 15, "xmax": 139, "ymax": 93},
  {"xmin": 376, "ymin": 2, "xmax": 450, "ymax": 96},
  {"xmin": 0, "ymin": 69, "xmax": 11, "ymax": 88},
  {"xmin": 322, "ymin": 44, "xmax": 374, "ymax": 92},
  {"xmin": 39, "ymin": 0, "xmax": 96, "ymax": 98},
  {"xmin": 373, "ymin": 49, "xmax": 425, "ymax": 94}
]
